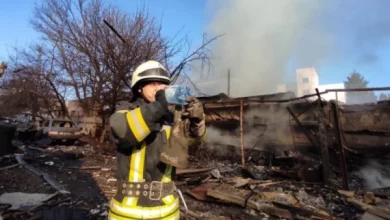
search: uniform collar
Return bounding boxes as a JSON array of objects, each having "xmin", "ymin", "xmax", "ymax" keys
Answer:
[{"xmin": 132, "ymin": 97, "xmax": 147, "ymax": 107}]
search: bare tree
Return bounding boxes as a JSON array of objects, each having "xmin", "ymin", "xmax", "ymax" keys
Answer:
[
  {"xmin": 0, "ymin": 67, "xmax": 56, "ymax": 119},
  {"xmin": 166, "ymin": 33, "xmax": 221, "ymax": 85},
  {"xmin": 0, "ymin": 44, "xmax": 71, "ymax": 119},
  {"xmin": 31, "ymin": 0, "xmax": 174, "ymax": 116},
  {"xmin": 18, "ymin": 0, "xmax": 219, "ymax": 142},
  {"xmin": 31, "ymin": 0, "xmax": 219, "ymax": 114}
]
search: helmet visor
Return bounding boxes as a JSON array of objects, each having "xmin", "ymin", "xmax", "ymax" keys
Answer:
[{"xmin": 138, "ymin": 68, "xmax": 169, "ymax": 78}]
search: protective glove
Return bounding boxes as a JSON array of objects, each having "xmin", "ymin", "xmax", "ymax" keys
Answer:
[
  {"xmin": 155, "ymin": 89, "xmax": 169, "ymax": 110},
  {"xmin": 182, "ymin": 97, "xmax": 206, "ymax": 137},
  {"xmin": 181, "ymin": 97, "xmax": 205, "ymax": 122},
  {"xmin": 148, "ymin": 89, "xmax": 171, "ymax": 123}
]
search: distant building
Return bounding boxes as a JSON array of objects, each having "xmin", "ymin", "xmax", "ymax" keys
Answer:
[
  {"xmin": 317, "ymin": 83, "xmax": 346, "ymax": 103},
  {"xmin": 277, "ymin": 67, "xmax": 346, "ymax": 102},
  {"xmin": 276, "ymin": 82, "xmax": 296, "ymax": 93},
  {"xmin": 276, "ymin": 84, "xmax": 286, "ymax": 93},
  {"xmin": 295, "ymin": 68, "xmax": 319, "ymax": 99},
  {"xmin": 66, "ymin": 99, "xmax": 85, "ymax": 117}
]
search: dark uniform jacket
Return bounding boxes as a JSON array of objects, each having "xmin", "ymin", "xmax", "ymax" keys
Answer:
[{"xmin": 108, "ymin": 97, "xmax": 205, "ymax": 219}]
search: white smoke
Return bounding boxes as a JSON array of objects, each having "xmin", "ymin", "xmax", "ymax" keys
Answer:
[
  {"xmin": 357, "ymin": 160, "xmax": 390, "ymax": 190},
  {"xmin": 190, "ymin": 0, "xmax": 390, "ymax": 98},
  {"xmin": 203, "ymin": 103, "xmax": 295, "ymax": 155},
  {"xmin": 192, "ymin": 0, "xmax": 333, "ymax": 97}
]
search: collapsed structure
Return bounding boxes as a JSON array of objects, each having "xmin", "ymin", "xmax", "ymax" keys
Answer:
[
  {"xmin": 1, "ymin": 87, "xmax": 390, "ymax": 219},
  {"xmin": 200, "ymin": 89, "xmax": 390, "ymax": 155},
  {"xmin": 199, "ymin": 88, "xmax": 390, "ymax": 186}
]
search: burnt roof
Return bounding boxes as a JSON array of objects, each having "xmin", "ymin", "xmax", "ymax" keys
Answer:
[{"xmin": 197, "ymin": 91, "xmax": 296, "ymax": 103}]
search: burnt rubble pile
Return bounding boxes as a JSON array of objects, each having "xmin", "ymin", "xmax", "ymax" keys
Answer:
[
  {"xmin": 178, "ymin": 144, "xmax": 390, "ymax": 220},
  {"xmin": 1, "ymin": 138, "xmax": 389, "ymax": 219},
  {"xmin": 0, "ymin": 141, "xmax": 115, "ymax": 220}
]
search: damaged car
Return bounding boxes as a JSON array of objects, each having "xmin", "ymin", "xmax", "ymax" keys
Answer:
[{"xmin": 38, "ymin": 119, "xmax": 82, "ymax": 144}]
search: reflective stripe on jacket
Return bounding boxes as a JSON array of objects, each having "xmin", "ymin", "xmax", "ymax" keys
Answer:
[{"xmin": 108, "ymin": 98, "xmax": 205, "ymax": 219}]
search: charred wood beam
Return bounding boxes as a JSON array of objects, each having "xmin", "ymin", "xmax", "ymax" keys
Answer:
[
  {"xmin": 327, "ymin": 86, "xmax": 390, "ymax": 92},
  {"xmin": 272, "ymin": 201, "xmax": 338, "ymax": 220},
  {"xmin": 201, "ymin": 87, "xmax": 390, "ymax": 105},
  {"xmin": 315, "ymin": 88, "xmax": 324, "ymax": 109},
  {"xmin": 242, "ymin": 92, "xmax": 325, "ymax": 103},
  {"xmin": 330, "ymin": 101, "xmax": 349, "ymax": 190},
  {"xmin": 286, "ymin": 107, "xmax": 319, "ymax": 148},
  {"xmin": 220, "ymin": 101, "xmax": 239, "ymax": 120},
  {"xmin": 206, "ymin": 186, "xmax": 294, "ymax": 219},
  {"xmin": 176, "ymin": 167, "xmax": 215, "ymax": 174},
  {"xmin": 338, "ymin": 108, "xmax": 390, "ymax": 134},
  {"xmin": 346, "ymin": 197, "xmax": 390, "ymax": 219},
  {"xmin": 204, "ymin": 107, "xmax": 236, "ymax": 121},
  {"xmin": 207, "ymin": 184, "xmax": 338, "ymax": 220},
  {"xmin": 316, "ymin": 88, "xmax": 331, "ymax": 186}
]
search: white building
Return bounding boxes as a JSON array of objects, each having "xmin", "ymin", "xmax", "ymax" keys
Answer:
[
  {"xmin": 317, "ymin": 83, "xmax": 346, "ymax": 103},
  {"xmin": 277, "ymin": 67, "xmax": 346, "ymax": 103},
  {"xmin": 295, "ymin": 67, "xmax": 319, "ymax": 98},
  {"xmin": 276, "ymin": 84, "xmax": 287, "ymax": 94}
]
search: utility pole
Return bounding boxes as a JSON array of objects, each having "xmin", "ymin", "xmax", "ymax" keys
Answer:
[
  {"xmin": 227, "ymin": 69, "xmax": 231, "ymax": 96},
  {"xmin": 240, "ymin": 99, "xmax": 245, "ymax": 168}
]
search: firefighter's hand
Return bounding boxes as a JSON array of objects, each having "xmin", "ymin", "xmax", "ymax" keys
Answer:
[
  {"xmin": 155, "ymin": 89, "xmax": 168, "ymax": 110},
  {"xmin": 182, "ymin": 97, "xmax": 205, "ymax": 123}
]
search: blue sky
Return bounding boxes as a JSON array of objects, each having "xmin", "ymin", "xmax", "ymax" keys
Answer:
[
  {"xmin": 1, "ymin": 0, "xmax": 389, "ymax": 95},
  {"xmin": 0, "ymin": 0, "xmax": 208, "ymax": 58}
]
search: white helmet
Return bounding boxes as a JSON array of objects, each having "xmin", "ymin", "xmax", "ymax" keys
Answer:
[{"xmin": 131, "ymin": 60, "xmax": 171, "ymax": 90}]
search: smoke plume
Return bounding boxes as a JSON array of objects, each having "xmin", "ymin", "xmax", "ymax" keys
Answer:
[
  {"xmin": 203, "ymin": 103, "xmax": 294, "ymax": 156},
  {"xmin": 191, "ymin": 0, "xmax": 390, "ymax": 97},
  {"xmin": 357, "ymin": 160, "xmax": 390, "ymax": 190}
]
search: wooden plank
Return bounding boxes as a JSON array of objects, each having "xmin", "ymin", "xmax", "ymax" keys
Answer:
[
  {"xmin": 205, "ymin": 185, "xmax": 294, "ymax": 219},
  {"xmin": 176, "ymin": 167, "xmax": 216, "ymax": 175},
  {"xmin": 207, "ymin": 184, "xmax": 337, "ymax": 220}
]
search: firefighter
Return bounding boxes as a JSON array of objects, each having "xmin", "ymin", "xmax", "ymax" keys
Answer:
[{"xmin": 108, "ymin": 60, "xmax": 207, "ymax": 220}]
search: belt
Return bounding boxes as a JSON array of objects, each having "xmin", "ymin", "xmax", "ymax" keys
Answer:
[{"xmin": 117, "ymin": 181, "xmax": 176, "ymax": 201}]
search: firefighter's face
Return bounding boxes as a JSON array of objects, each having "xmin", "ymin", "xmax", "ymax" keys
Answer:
[{"xmin": 140, "ymin": 82, "xmax": 167, "ymax": 102}]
